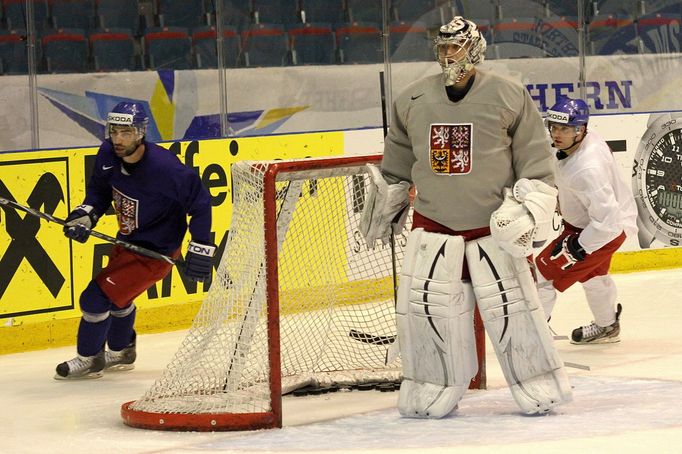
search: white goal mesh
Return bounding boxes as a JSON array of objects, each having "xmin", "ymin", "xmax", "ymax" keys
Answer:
[{"xmin": 121, "ymin": 156, "xmax": 406, "ymax": 431}]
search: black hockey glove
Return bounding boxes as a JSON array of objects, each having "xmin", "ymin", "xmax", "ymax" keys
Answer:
[
  {"xmin": 550, "ymin": 234, "xmax": 586, "ymax": 270},
  {"xmin": 63, "ymin": 205, "xmax": 98, "ymax": 243},
  {"xmin": 184, "ymin": 241, "xmax": 216, "ymax": 282}
]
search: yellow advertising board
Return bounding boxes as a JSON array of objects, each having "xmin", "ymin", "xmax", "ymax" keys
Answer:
[{"xmin": 0, "ymin": 133, "xmax": 344, "ymax": 353}]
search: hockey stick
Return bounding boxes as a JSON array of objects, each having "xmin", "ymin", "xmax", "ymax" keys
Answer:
[
  {"xmin": 0, "ymin": 196, "xmax": 179, "ymax": 265},
  {"xmin": 349, "ymin": 329, "xmax": 395, "ymax": 345}
]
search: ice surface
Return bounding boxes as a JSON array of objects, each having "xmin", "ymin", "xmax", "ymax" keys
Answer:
[{"xmin": 2, "ymin": 268, "xmax": 681, "ymax": 453}]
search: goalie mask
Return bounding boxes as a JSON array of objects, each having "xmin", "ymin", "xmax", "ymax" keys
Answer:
[
  {"xmin": 105, "ymin": 101, "xmax": 149, "ymax": 141},
  {"xmin": 434, "ymin": 16, "xmax": 486, "ymax": 86}
]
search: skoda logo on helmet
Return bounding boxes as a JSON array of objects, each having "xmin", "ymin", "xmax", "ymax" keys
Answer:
[
  {"xmin": 107, "ymin": 113, "xmax": 134, "ymax": 125},
  {"xmin": 546, "ymin": 110, "xmax": 569, "ymax": 124}
]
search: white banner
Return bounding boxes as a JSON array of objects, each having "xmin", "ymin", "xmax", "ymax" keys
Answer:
[{"xmin": 3, "ymin": 54, "xmax": 682, "ymax": 152}]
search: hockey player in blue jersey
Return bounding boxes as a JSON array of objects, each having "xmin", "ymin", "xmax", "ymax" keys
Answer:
[{"xmin": 55, "ymin": 101, "xmax": 214, "ymax": 380}]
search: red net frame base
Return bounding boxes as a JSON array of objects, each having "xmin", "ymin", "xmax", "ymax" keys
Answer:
[{"xmin": 121, "ymin": 401, "xmax": 280, "ymax": 431}]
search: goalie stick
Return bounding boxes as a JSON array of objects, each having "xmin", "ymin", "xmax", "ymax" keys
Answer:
[
  {"xmin": 348, "ymin": 71, "xmax": 401, "ymax": 364},
  {"xmin": 0, "ymin": 196, "xmax": 180, "ymax": 266}
]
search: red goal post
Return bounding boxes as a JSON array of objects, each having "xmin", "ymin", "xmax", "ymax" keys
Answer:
[{"xmin": 121, "ymin": 155, "xmax": 485, "ymax": 431}]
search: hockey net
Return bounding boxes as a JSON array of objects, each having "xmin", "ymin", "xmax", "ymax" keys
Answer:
[{"xmin": 121, "ymin": 155, "xmax": 485, "ymax": 431}]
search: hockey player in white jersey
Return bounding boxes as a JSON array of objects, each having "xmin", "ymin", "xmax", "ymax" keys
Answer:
[
  {"xmin": 360, "ymin": 16, "xmax": 572, "ymax": 417},
  {"xmin": 535, "ymin": 97, "xmax": 638, "ymax": 344}
]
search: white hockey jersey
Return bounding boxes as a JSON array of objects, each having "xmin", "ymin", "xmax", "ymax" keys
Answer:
[{"xmin": 555, "ymin": 130, "xmax": 638, "ymax": 253}]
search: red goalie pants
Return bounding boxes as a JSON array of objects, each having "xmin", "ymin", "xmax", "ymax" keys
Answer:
[
  {"xmin": 412, "ymin": 211, "xmax": 490, "ymax": 281},
  {"xmin": 95, "ymin": 245, "xmax": 180, "ymax": 308},
  {"xmin": 535, "ymin": 224, "xmax": 625, "ymax": 292}
]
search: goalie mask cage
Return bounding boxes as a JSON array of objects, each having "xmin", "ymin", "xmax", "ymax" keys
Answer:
[{"xmin": 121, "ymin": 155, "xmax": 485, "ymax": 432}]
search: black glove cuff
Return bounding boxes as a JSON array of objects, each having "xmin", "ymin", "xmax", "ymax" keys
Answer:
[{"xmin": 567, "ymin": 235, "xmax": 586, "ymax": 261}]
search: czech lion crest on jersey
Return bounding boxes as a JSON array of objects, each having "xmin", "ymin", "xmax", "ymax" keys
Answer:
[
  {"xmin": 429, "ymin": 123, "xmax": 472, "ymax": 175},
  {"xmin": 112, "ymin": 187, "xmax": 139, "ymax": 235}
]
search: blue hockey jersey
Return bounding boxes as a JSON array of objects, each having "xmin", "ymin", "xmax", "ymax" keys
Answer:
[{"xmin": 83, "ymin": 140, "xmax": 212, "ymax": 254}]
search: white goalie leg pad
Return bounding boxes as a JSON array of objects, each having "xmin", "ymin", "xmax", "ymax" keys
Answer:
[
  {"xmin": 397, "ymin": 228, "xmax": 478, "ymax": 418},
  {"xmin": 465, "ymin": 236, "xmax": 572, "ymax": 414}
]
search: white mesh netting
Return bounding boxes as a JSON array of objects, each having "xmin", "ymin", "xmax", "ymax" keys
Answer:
[{"xmin": 126, "ymin": 157, "xmax": 405, "ymax": 423}]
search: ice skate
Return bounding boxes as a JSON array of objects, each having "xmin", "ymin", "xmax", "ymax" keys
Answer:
[
  {"xmin": 54, "ymin": 351, "xmax": 105, "ymax": 380},
  {"xmin": 105, "ymin": 334, "xmax": 136, "ymax": 371},
  {"xmin": 571, "ymin": 303, "xmax": 622, "ymax": 344}
]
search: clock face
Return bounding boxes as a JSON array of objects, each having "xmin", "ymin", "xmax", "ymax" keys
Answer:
[
  {"xmin": 634, "ymin": 115, "xmax": 682, "ymax": 246},
  {"xmin": 644, "ymin": 129, "xmax": 682, "ymax": 227}
]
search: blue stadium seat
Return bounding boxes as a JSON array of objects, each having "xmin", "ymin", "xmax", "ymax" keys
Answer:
[
  {"xmin": 0, "ymin": 29, "xmax": 29, "ymax": 73},
  {"xmin": 477, "ymin": 18, "xmax": 493, "ymax": 46},
  {"xmin": 3, "ymin": 0, "xmax": 50, "ymax": 31},
  {"xmin": 457, "ymin": 0, "xmax": 495, "ymax": 21},
  {"xmin": 42, "ymin": 28, "xmax": 89, "ymax": 72},
  {"xmin": 96, "ymin": 0, "xmax": 142, "ymax": 35},
  {"xmin": 192, "ymin": 24, "xmax": 241, "ymax": 68},
  {"xmin": 90, "ymin": 27, "xmax": 136, "ymax": 71},
  {"xmin": 300, "ymin": 0, "xmax": 345, "ymax": 25},
  {"xmin": 157, "ymin": 0, "xmax": 206, "ymax": 29},
  {"xmin": 541, "ymin": 16, "xmax": 579, "ymax": 57},
  {"xmin": 346, "ymin": 0, "xmax": 381, "ymax": 23},
  {"xmin": 288, "ymin": 22, "xmax": 335, "ymax": 65},
  {"xmin": 593, "ymin": 0, "xmax": 640, "ymax": 17},
  {"xmin": 51, "ymin": 0, "xmax": 96, "ymax": 32},
  {"xmin": 389, "ymin": 21, "xmax": 431, "ymax": 62},
  {"xmin": 641, "ymin": 0, "xmax": 682, "ymax": 15},
  {"xmin": 544, "ymin": 0, "xmax": 579, "ymax": 17},
  {"xmin": 336, "ymin": 22, "xmax": 382, "ymax": 64},
  {"xmin": 205, "ymin": 0, "xmax": 252, "ymax": 28},
  {"xmin": 637, "ymin": 12, "xmax": 681, "ymax": 54},
  {"xmin": 391, "ymin": 0, "xmax": 434, "ymax": 22},
  {"xmin": 588, "ymin": 13, "xmax": 637, "ymax": 55},
  {"xmin": 252, "ymin": 0, "xmax": 300, "ymax": 24},
  {"xmin": 491, "ymin": 17, "xmax": 545, "ymax": 59},
  {"xmin": 144, "ymin": 26, "xmax": 193, "ymax": 69},
  {"xmin": 495, "ymin": 0, "xmax": 547, "ymax": 19},
  {"xmin": 241, "ymin": 22, "xmax": 290, "ymax": 67}
]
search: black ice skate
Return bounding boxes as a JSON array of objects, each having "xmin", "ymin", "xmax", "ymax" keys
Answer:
[
  {"xmin": 571, "ymin": 303, "xmax": 622, "ymax": 344},
  {"xmin": 54, "ymin": 350, "xmax": 105, "ymax": 380},
  {"xmin": 105, "ymin": 333, "xmax": 136, "ymax": 371}
]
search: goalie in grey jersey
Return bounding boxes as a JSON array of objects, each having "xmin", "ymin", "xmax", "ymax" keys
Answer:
[{"xmin": 360, "ymin": 16, "xmax": 571, "ymax": 417}]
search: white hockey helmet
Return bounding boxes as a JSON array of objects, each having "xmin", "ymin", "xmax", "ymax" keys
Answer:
[{"xmin": 434, "ymin": 16, "xmax": 486, "ymax": 86}]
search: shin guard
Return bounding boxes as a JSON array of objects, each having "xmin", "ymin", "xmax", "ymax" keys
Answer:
[
  {"xmin": 397, "ymin": 228, "xmax": 478, "ymax": 418},
  {"xmin": 466, "ymin": 236, "xmax": 572, "ymax": 414}
]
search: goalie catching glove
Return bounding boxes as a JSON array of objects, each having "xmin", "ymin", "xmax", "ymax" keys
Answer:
[
  {"xmin": 359, "ymin": 164, "xmax": 410, "ymax": 248},
  {"xmin": 490, "ymin": 179, "xmax": 557, "ymax": 257},
  {"xmin": 184, "ymin": 241, "xmax": 216, "ymax": 282}
]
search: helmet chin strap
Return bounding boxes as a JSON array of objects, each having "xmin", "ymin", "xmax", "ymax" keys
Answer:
[{"xmin": 554, "ymin": 127, "xmax": 586, "ymax": 158}]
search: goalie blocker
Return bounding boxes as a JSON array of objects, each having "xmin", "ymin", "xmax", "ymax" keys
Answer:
[
  {"xmin": 359, "ymin": 164, "xmax": 410, "ymax": 248},
  {"xmin": 397, "ymin": 229, "xmax": 571, "ymax": 417}
]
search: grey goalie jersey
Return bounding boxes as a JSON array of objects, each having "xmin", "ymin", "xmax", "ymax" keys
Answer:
[{"xmin": 381, "ymin": 68, "xmax": 554, "ymax": 231}]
